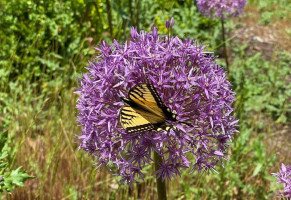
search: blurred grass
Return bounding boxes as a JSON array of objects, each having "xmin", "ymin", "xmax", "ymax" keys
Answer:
[{"xmin": 0, "ymin": 0, "xmax": 290, "ymax": 199}]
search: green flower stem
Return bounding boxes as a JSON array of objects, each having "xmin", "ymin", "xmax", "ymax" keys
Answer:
[
  {"xmin": 221, "ymin": 18, "xmax": 229, "ymax": 72},
  {"xmin": 154, "ymin": 151, "xmax": 167, "ymax": 200},
  {"xmin": 105, "ymin": 0, "xmax": 113, "ymax": 38}
]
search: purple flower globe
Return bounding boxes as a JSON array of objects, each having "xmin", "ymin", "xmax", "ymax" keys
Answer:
[
  {"xmin": 273, "ymin": 163, "xmax": 291, "ymax": 198},
  {"xmin": 196, "ymin": 0, "xmax": 247, "ymax": 19},
  {"xmin": 76, "ymin": 22, "xmax": 238, "ymax": 184}
]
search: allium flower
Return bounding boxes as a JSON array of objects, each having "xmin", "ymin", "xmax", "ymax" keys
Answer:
[
  {"xmin": 272, "ymin": 163, "xmax": 291, "ymax": 198},
  {"xmin": 196, "ymin": 0, "xmax": 247, "ymax": 19},
  {"xmin": 76, "ymin": 22, "xmax": 238, "ymax": 184}
]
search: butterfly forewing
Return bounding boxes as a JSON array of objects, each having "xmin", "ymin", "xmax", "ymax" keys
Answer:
[{"xmin": 128, "ymin": 84, "xmax": 167, "ymax": 119}]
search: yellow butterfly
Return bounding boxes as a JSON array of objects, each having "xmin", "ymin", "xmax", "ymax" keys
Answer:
[{"xmin": 120, "ymin": 83, "xmax": 191, "ymax": 133}]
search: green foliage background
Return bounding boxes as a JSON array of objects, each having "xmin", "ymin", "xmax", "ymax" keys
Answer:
[{"xmin": 0, "ymin": 0, "xmax": 290, "ymax": 199}]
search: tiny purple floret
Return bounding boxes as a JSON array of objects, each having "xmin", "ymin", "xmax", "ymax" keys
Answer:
[{"xmin": 165, "ymin": 20, "xmax": 170, "ymax": 29}]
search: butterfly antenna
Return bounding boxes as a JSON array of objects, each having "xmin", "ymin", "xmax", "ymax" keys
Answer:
[{"xmin": 179, "ymin": 121, "xmax": 194, "ymax": 127}]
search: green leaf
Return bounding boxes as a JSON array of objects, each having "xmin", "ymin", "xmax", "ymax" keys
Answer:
[
  {"xmin": 0, "ymin": 151, "xmax": 8, "ymax": 160},
  {"xmin": 0, "ymin": 131, "xmax": 8, "ymax": 152},
  {"xmin": 3, "ymin": 167, "xmax": 34, "ymax": 193},
  {"xmin": 252, "ymin": 163, "xmax": 263, "ymax": 177}
]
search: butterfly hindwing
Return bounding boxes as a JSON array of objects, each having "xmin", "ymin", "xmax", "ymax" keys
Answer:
[{"xmin": 120, "ymin": 106, "xmax": 165, "ymax": 133}]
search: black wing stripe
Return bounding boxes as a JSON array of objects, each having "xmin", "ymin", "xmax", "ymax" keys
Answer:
[
  {"xmin": 126, "ymin": 124, "xmax": 154, "ymax": 133},
  {"xmin": 121, "ymin": 110, "xmax": 134, "ymax": 116},
  {"xmin": 134, "ymin": 86, "xmax": 147, "ymax": 98},
  {"xmin": 129, "ymin": 86, "xmax": 149, "ymax": 102},
  {"xmin": 147, "ymin": 84, "xmax": 165, "ymax": 108},
  {"xmin": 129, "ymin": 92, "xmax": 146, "ymax": 104}
]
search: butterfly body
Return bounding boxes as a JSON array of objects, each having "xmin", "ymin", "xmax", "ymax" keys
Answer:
[{"xmin": 119, "ymin": 84, "xmax": 178, "ymax": 133}]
